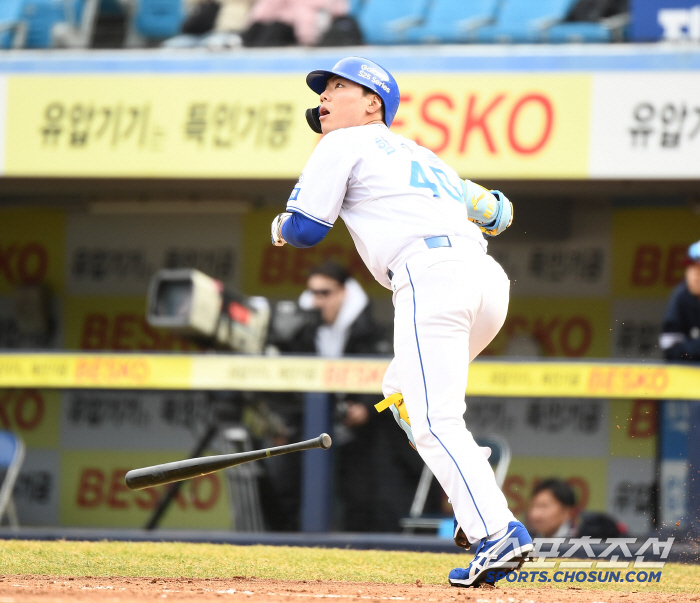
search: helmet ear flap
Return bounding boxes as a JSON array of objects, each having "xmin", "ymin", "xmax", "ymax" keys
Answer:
[{"xmin": 305, "ymin": 106, "xmax": 323, "ymax": 134}]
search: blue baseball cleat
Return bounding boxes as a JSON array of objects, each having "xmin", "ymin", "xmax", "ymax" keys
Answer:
[{"xmin": 448, "ymin": 521, "xmax": 534, "ymax": 587}]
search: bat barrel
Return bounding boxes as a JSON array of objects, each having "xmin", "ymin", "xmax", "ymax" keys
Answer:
[{"xmin": 125, "ymin": 433, "xmax": 331, "ymax": 490}]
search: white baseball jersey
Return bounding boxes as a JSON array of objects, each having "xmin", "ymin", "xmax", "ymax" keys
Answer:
[{"xmin": 286, "ymin": 123, "xmax": 486, "ymax": 290}]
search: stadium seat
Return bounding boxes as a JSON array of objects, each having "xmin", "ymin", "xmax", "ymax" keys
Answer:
[
  {"xmin": 475, "ymin": 0, "xmax": 578, "ymax": 43},
  {"xmin": 0, "ymin": 0, "xmax": 28, "ymax": 49},
  {"xmin": 356, "ymin": 0, "xmax": 430, "ymax": 45},
  {"xmin": 20, "ymin": 0, "xmax": 77, "ymax": 48},
  {"xmin": 405, "ymin": 0, "xmax": 500, "ymax": 44},
  {"xmin": 348, "ymin": 0, "xmax": 365, "ymax": 18},
  {"xmin": 131, "ymin": 0, "xmax": 184, "ymax": 41},
  {"xmin": 0, "ymin": 431, "xmax": 25, "ymax": 528},
  {"xmin": 53, "ymin": 0, "xmax": 100, "ymax": 48}
]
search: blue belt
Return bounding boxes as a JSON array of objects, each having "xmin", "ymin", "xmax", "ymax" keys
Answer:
[{"xmin": 387, "ymin": 236, "xmax": 452, "ymax": 281}]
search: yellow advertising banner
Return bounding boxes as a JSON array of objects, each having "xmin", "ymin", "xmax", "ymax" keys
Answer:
[
  {"xmin": 60, "ymin": 450, "xmax": 231, "ymax": 528},
  {"xmin": 4, "ymin": 73, "xmax": 589, "ymax": 179},
  {"xmin": 1, "ymin": 353, "xmax": 699, "ymax": 399},
  {"xmin": 392, "ymin": 73, "xmax": 590, "ymax": 179},
  {"xmin": 613, "ymin": 208, "xmax": 700, "ymax": 298},
  {"xmin": 5, "ymin": 75, "xmax": 318, "ymax": 178},
  {"xmin": 0, "ymin": 209, "xmax": 65, "ymax": 294},
  {"xmin": 0, "ymin": 353, "xmax": 191, "ymax": 389}
]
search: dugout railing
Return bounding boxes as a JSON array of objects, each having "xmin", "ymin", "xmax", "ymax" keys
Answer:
[{"xmin": 1, "ymin": 353, "xmax": 699, "ymax": 533}]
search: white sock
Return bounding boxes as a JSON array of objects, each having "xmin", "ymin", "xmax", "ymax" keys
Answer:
[{"xmin": 488, "ymin": 527, "xmax": 508, "ymax": 541}]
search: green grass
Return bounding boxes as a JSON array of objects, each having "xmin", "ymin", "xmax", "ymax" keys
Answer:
[{"xmin": 0, "ymin": 540, "xmax": 697, "ymax": 593}]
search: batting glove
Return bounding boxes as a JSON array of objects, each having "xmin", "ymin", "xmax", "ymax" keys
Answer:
[
  {"xmin": 271, "ymin": 212, "xmax": 292, "ymax": 246},
  {"xmin": 478, "ymin": 190, "xmax": 513, "ymax": 238}
]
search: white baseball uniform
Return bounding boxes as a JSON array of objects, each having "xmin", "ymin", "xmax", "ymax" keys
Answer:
[{"xmin": 286, "ymin": 122, "xmax": 515, "ymax": 543}]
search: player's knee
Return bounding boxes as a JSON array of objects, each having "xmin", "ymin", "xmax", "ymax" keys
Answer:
[{"xmin": 411, "ymin": 424, "xmax": 435, "ymax": 449}]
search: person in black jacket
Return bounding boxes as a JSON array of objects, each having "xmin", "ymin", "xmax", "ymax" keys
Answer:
[{"xmin": 660, "ymin": 241, "xmax": 700, "ymax": 362}]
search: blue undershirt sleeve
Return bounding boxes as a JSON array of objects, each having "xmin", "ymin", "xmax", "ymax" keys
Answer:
[{"xmin": 281, "ymin": 211, "xmax": 331, "ymax": 248}]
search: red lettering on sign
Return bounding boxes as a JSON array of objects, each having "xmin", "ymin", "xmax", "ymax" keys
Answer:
[
  {"xmin": 631, "ymin": 245, "xmax": 661, "ymax": 287},
  {"xmin": 259, "ymin": 246, "xmax": 288, "ymax": 286},
  {"xmin": 390, "ymin": 94, "xmax": 412, "ymax": 129},
  {"xmin": 0, "ymin": 242, "xmax": 49, "ymax": 285},
  {"xmin": 191, "ymin": 475, "xmax": 220, "ymax": 511},
  {"xmin": 532, "ymin": 318, "xmax": 559, "ymax": 355},
  {"xmin": 415, "ymin": 94, "xmax": 453, "ymax": 154},
  {"xmin": 75, "ymin": 469, "xmax": 222, "ymax": 511},
  {"xmin": 507, "ymin": 94, "xmax": 554, "ymax": 155},
  {"xmin": 0, "ymin": 389, "xmax": 45, "ymax": 431},
  {"xmin": 81, "ymin": 314, "xmax": 109, "ymax": 349},
  {"xmin": 258, "ymin": 245, "xmax": 375, "ymax": 290},
  {"xmin": 17, "ymin": 243, "xmax": 49, "ymax": 284},
  {"xmin": 112, "ymin": 314, "xmax": 137, "ymax": 350},
  {"xmin": 459, "ymin": 94, "xmax": 505, "ymax": 155},
  {"xmin": 107, "ymin": 469, "xmax": 130, "ymax": 509},
  {"xmin": 79, "ymin": 313, "xmax": 197, "ymax": 351},
  {"xmin": 0, "ymin": 392, "xmax": 12, "ymax": 428},
  {"xmin": 630, "ymin": 243, "xmax": 690, "ymax": 289},
  {"xmin": 587, "ymin": 368, "xmax": 669, "ymax": 396},
  {"xmin": 629, "ymin": 400, "xmax": 658, "ymax": 438},
  {"xmin": 493, "ymin": 314, "xmax": 594, "ymax": 357},
  {"xmin": 135, "ymin": 486, "xmax": 159, "ymax": 510},
  {"xmin": 664, "ymin": 245, "xmax": 688, "ymax": 287},
  {"xmin": 13, "ymin": 389, "xmax": 44, "ymax": 430},
  {"xmin": 559, "ymin": 317, "xmax": 592, "ymax": 358},
  {"xmin": 77, "ymin": 469, "xmax": 105, "ymax": 508}
]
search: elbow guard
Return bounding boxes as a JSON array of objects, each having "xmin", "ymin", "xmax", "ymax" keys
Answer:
[{"xmin": 464, "ymin": 181, "xmax": 513, "ymax": 238}]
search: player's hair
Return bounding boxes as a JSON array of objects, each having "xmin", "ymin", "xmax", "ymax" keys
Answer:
[
  {"xmin": 308, "ymin": 261, "xmax": 350, "ymax": 286},
  {"xmin": 362, "ymin": 86, "xmax": 385, "ymax": 122},
  {"xmin": 532, "ymin": 478, "xmax": 577, "ymax": 508}
]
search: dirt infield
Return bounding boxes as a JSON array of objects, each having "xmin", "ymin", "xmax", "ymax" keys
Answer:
[{"xmin": 0, "ymin": 576, "xmax": 696, "ymax": 603}]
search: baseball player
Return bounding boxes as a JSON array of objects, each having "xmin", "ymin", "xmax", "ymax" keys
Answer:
[{"xmin": 270, "ymin": 57, "xmax": 533, "ymax": 586}]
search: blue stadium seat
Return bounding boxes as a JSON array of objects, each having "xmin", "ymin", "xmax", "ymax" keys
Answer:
[
  {"xmin": 0, "ymin": 431, "xmax": 25, "ymax": 528},
  {"xmin": 0, "ymin": 0, "xmax": 28, "ymax": 49},
  {"xmin": 475, "ymin": 0, "xmax": 578, "ymax": 43},
  {"xmin": 349, "ymin": 0, "xmax": 365, "ymax": 18},
  {"xmin": 21, "ymin": 0, "xmax": 74, "ymax": 48},
  {"xmin": 545, "ymin": 22, "xmax": 612, "ymax": 42},
  {"xmin": 357, "ymin": 0, "xmax": 430, "ymax": 45},
  {"xmin": 405, "ymin": 0, "xmax": 500, "ymax": 44},
  {"xmin": 133, "ymin": 0, "xmax": 184, "ymax": 40}
]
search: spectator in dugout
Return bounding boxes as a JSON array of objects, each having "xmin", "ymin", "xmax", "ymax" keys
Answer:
[
  {"xmin": 660, "ymin": 240, "xmax": 700, "ymax": 362},
  {"xmin": 527, "ymin": 478, "xmax": 624, "ymax": 539}
]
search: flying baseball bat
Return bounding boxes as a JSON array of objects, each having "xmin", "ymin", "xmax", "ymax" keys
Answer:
[{"xmin": 125, "ymin": 433, "xmax": 332, "ymax": 490}]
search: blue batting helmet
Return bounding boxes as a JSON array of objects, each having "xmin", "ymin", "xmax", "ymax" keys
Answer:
[{"xmin": 306, "ymin": 57, "xmax": 400, "ymax": 128}]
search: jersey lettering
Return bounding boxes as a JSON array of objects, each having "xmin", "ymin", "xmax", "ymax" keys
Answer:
[
  {"xmin": 429, "ymin": 167, "xmax": 463, "ymax": 202},
  {"xmin": 410, "ymin": 161, "xmax": 464, "ymax": 203},
  {"xmin": 409, "ymin": 161, "xmax": 439, "ymax": 197}
]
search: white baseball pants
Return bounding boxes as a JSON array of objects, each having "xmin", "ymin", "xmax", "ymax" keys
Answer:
[{"xmin": 382, "ymin": 236, "xmax": 516, "ymax": 543}]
